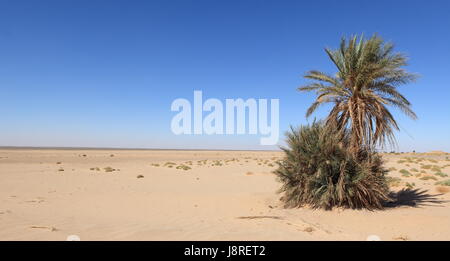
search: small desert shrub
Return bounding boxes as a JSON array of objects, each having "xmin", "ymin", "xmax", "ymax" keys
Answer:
[
  {"xmin": 399, "ymin": 169, "xmax": 412, "ymax": 177},
  {"xmin": 164, "ymin": 162, "xmax": 176, "ymax": 168},
  {"xmin": 58, "ymin": 168, "xmax": 64, "ymax": 172},
  {"xmin": 136, "ymin": 175, "xmax": 144, "ymax": 178},
  {"xmin": 405, "ymin": 182, "xmax": 415, "ymax": 189},
  {"xmin": 164, "ymin": 162, "xmax": 176, "ymax": 166},
  {"xmin": 421, "ymin": 165, "xmax": 432, "ymax": 170},
  {"xmin": 104, "ymin": 166, "xmax": 116, "ymax": 172},
  {"xmin": 431, "ymin": 166, "xmax": 442, "ymax": 172},
  {"xmin": 274, "ymin": 122, "xmax": 389, "ymax": 210},
  {"xmin": 420, "ymin": 175, "xmax": 437, "ymax": 181},
  {"xmin": 410, "ymin": 168, "xmax": 419, "ymax": 172},
  {"xmin": 176, "ymin": 164, "xmax": 191, "ymax": 170},
  {"xmin": 435, "ymin": 179, "xmax": 450, "ymax": 186},
  {"xmin": 386, "ymin": 177, "xmax": 402, "ymax": 187},
  {"xmin": 197, "ymin": 160, "xmax": 208, "ymax": 165},
  {"xmin": 434, "ymin": 172, "xmax": 448, "ymax": 178},
  {"xmin": 212, "ymin": 160, "xmax": 223, "ymax": 166}
]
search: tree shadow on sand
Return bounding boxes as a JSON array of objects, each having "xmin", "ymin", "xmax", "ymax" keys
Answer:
[{"xmin": 384, "ymin": 188, "xmax": 448, "ymax": 208}]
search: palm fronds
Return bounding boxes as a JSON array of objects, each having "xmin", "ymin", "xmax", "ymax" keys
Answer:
[{"xmin": 298, "ymin": 34, "xmax": 417, "ymax": 151}]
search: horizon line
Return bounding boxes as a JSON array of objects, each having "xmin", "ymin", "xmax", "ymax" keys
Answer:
[{"xmin": 0, "ymin": 146, "xmax": 282, "ymax": 152}]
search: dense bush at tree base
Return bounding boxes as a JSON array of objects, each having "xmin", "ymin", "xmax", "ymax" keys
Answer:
[{"xmin": 274, "ymin": 122, "xmax": 390, "ymax": 210}]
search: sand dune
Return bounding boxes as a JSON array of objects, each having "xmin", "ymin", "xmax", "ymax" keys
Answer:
[{"xmin": 0, "ymin": 149, "xmax": 449, "ymax": 241}]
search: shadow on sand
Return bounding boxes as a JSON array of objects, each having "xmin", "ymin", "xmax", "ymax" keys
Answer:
[{"xmin": 384, "ymin": 188, "xmax": 448, "ymax": 208}]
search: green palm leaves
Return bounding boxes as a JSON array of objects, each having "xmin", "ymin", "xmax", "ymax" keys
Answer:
[{"xmin": 299, "ymin": 34, "xmax": 417, "ymax": 151}]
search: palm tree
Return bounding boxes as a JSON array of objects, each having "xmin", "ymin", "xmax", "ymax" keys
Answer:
[{"xmin": 298, "ymin": 34, "xmax": 417, "ymax": 152}]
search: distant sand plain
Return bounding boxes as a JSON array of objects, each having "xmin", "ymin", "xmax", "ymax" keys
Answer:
[{"xmin": 0, "ymin": 148, "xmax": 449, "ymax": 240}]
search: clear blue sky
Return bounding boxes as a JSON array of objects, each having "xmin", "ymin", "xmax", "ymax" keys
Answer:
[{"xmin": 1, "ymin": 0, "xmax": 449, "ymax": 151}]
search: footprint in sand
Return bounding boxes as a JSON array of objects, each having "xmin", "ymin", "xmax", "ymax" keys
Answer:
[
  {"xmin": 286, "ymin": 222, "xmax": 315, "ymax": 233},
  {"xmin": 286, "ymin": 221, "xmax": 331, "ymax": 235},
  {"xmin": 237, "ymin": 215, "xmax": 282, "ymax": 220},
  {"xmin": 393, "ymin": 235, "xmax": 409, "ymax": 241},
  {"xmin": 29, "ymin": 225, "xmax": 58, "ymax": 232},
  {"xmin": 24, "ymin": 197, "xmax": 46, "ymax": 203},
  {"xmin": 303, "ymin": 227, "xmax": 315, "ymax": 233}
]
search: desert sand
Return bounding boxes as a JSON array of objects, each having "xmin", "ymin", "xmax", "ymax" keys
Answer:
[{"xmin": 0, "ymin": 148, "xmax": 449, "ymax": 241}]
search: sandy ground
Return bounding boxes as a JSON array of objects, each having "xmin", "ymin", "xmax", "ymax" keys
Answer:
[{"xmin": 0, "ymin": 149, "xmax": 449, "ymax": 241}]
